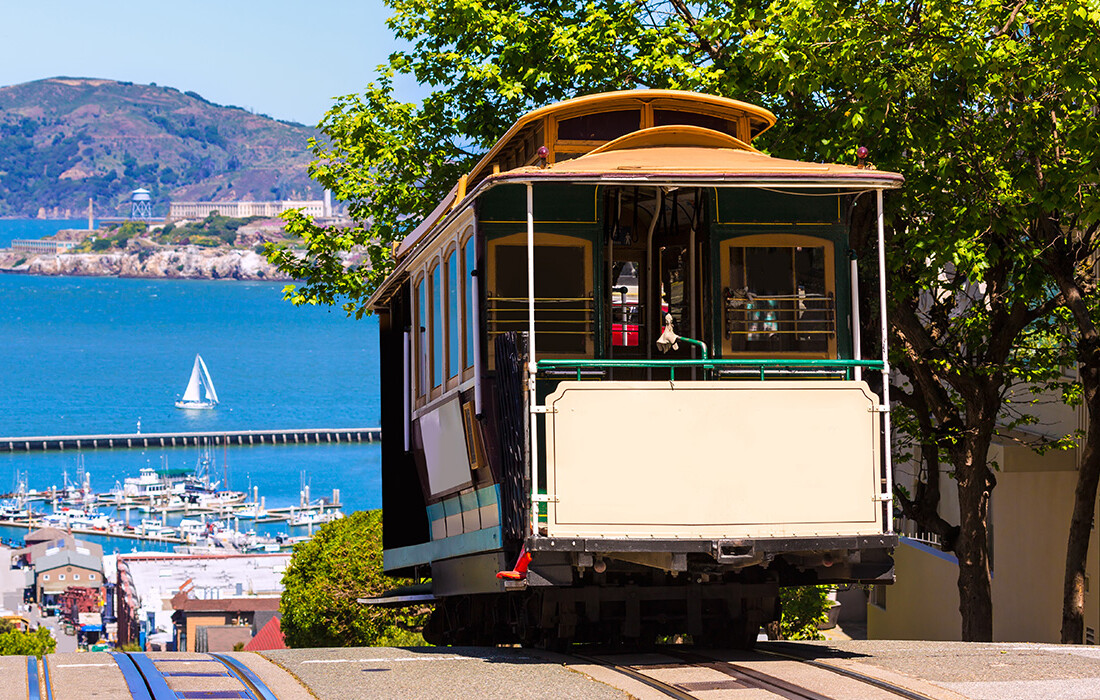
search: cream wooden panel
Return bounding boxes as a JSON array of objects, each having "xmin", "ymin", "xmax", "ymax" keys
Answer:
[{"xmin": 544, "ymin": 380, "xmax": 881, "ymax": 538}]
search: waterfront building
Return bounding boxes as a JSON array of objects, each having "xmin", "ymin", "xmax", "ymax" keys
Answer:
[
  {"xmin": 169, "ymin": 200, "xmax": 326, "ymax": 220},
  {"xmin": 34, "ymin": 548, "xmax": 104, "ymax": 603},
  {"xmin": 10, "ymin": 239, "xmax": 79, "ymax": 255}
]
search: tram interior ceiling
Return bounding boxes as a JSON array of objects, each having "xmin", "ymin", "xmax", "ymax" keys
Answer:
[{"xmin": 368, "ymin": 90, "xmax": 901, "ymax": 647}]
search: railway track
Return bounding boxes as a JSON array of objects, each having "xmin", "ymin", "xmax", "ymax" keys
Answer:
[
  {"xmin": 570, "ymin": 646, "xmax": 937, "ymax": 700},
  {"xmin": 27, "ymin": 652, "xmax": 280, "ymax": 700}
]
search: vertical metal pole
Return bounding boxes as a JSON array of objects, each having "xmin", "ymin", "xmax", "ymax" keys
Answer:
[
  {"xmin": 876, "ymin": 189, "xmax": 894, "ymax": 534},
  {"xmin": 472, "ymin": 269, "xmax": 483, "ymax": 416},
  {"xmin": 850, "ymin": 251, "xmax": 862, "ymax": 382},
  {"xmin": 526, "ymin": 182, "xmax": 540, "ymax": 536},
  {"xmin": 403, "ymin": 331, "xmax": 411, "ymax": 451}
]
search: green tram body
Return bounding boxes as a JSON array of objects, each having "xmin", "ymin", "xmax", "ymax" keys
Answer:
[{"xmin": 368, "ymin": 90, "xmax": 901, "ymax": 646}]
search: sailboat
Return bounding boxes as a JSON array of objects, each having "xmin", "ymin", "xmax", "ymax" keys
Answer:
[{"xmin": 175, "ymin": 354, "xmax": 220, "ymax": 409}]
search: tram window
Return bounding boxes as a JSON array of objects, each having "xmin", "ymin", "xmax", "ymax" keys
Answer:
[
  {"xmin": 431, "ymin": 264, "xmax": 443, "ymax": 389},
  {"xmin": 557, "ymin": 110, "xmax": 641, "ymax": 141},
  {"xmin": 653, "ymin": 109, "xmax": 736, "ymax": 137},
  {"xmin": 446, "ymin": 249, "xmax": 460, "ymax": 380},
  {"xmin": 463, "ymin": 237, "xmax": 476, "ymax": 370},
  {"xmin": 726, "ymin": 245, "xmax": 832, "ymax": 353},
  {"xmin": 490, "ymin": 244, "xmax": 588, "ymax": 354},
  {"xmin": 415, "ymin": 278, "xmax": 427, "ymax": 398}
]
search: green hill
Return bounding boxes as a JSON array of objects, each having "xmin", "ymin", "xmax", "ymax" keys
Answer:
[{"xmin": 0, "ymin": 77, "xmax": 321, "ymax": 218}]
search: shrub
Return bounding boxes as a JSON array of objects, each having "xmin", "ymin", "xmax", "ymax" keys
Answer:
[{"xmin": 280, "ymin": 510, "xmax": 429, "ymax": 647}]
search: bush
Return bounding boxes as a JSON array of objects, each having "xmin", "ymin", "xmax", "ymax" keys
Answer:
[
  {"xmin": 91, "ymin": 238, "xmax": 112, "ymax": 251},
  {"xmin": 0, "ymin": 627, "xmax": 56, "ymax": 657},
  {"xmin": 776, "ymin": 586, "xmax": 832, "ymax": 640},
  {"xmin": 280, "ymin": 510, "xmax": 429, "ymax": 647}
]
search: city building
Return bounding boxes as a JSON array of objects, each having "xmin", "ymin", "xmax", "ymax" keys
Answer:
[
  {"xmin": 34, "ymin": 548, "xmax": 104, "ymax": 603},
  {"xmin": 170, "ymin": 593, "xmax": 281, "ymax": 652},
  {"xmin": 115, "ymin": 553, "xmax": 290, "ymax": 650}
]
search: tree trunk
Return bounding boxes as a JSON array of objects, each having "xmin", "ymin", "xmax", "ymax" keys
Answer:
[
  {"xmin": 955, "ymin": 456, "xmax": 995, "ymax": 641},
  {"xmin": 1062, "ymin": 345, "xmax": 1100, "ymax": 643}
]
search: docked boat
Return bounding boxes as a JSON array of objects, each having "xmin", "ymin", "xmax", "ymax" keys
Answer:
[{"xmin": 175, "ymin": 354, "xmax": 219, "ymax": 409}]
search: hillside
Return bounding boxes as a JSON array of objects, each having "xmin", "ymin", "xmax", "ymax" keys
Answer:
[{"xmin": 0, "ymin": 77, "xmax": 321, "ymax": 218}]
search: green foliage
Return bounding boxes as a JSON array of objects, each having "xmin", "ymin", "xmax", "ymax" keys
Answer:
[
  {"xmin": 188, "ymin": 235, "xmax": 223, "ymax": 248},
  {"xmin": 91, "ymin": 238, "xmax": 112, "ymax": 252},
  {"xmin": 779, "ymin": 586, "xmax": 830, "ymax": 641},
  {"xmin": 158, "ymin": 215, "xmax": 258, "ymax": 247},
  {"xmin": 0, "ymin": 627, "xmax": 56, "ymax": 657},
  {"xmin": 280, "ymin": 510, "xmax": 429, "ymax": 647}
]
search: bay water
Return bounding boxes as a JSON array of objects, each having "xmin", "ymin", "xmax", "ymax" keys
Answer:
[{"xmin": 0, "ymin": 220, "xmax": 382, "ymax": 552}]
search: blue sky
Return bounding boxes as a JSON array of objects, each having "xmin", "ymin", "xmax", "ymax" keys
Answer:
[{"xmin": 0, "ymin": 0, "xmax": 424, "ymax": 126}]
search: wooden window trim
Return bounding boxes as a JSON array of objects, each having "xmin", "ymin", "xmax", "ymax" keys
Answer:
[
  {"xmin": 486, "ymin": 231, "xmax": 595, "ymax": 369},
  {"xmin": 413, "ymin": 272, "xmax": 427, "ymax": 408},
  {"xmin": 443, "ymin": 242, "xmax": 461, "ymax": 392},
  {"xmin": 719, "ymin": 233, "xmax": 836, "ymax": 359},
  {"xmin": 428, "ymin": 259, "xmax": 444, "ymax": 401},
  {"xmin": 460, "ymin": 228, "xmax": 476, "ymax": 382}
]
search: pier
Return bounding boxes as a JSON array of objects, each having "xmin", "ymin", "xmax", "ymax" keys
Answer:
[{"xmin": 0, "ymin": 427, "xmax": 381, "ymax": 452}]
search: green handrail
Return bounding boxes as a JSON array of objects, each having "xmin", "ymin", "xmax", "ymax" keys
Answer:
[{"xmin": 536, "ymin": 357, "xmax": 884, "ymax": 381}]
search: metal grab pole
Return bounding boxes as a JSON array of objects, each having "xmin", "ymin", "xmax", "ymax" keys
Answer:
[
  {"xmin": 850, "ymin": 251, "xmax": 862, "ymax": 382},
  {"xmin": 472, "ymin": 270, "xmax": 483, "ymax": 416},
  {"xmin": 876, "ymin": 188, "xmax": 894, "ymax": 534},
  {"xmin": 526, "ymin": 182, "xmax": 539, "ymax": 536}
]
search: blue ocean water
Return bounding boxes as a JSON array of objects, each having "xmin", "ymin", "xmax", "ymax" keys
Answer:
[
  {"xmin": 0, "ymin": 221, "xmax": 383, "ymax": 551},
  {"xmin": 0, "ymin": 219, "xmax": 93, "ymax": 248}
]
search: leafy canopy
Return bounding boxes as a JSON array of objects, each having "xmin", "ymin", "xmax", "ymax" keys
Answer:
[{"xmin": 279, "ymin": 510, "xmax": 427, "ymax": 647}]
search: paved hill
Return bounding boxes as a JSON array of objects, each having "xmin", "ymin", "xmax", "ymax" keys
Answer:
[{"xmin": 0, "ymin": 77, "xmax": 321, "ymax": 218}]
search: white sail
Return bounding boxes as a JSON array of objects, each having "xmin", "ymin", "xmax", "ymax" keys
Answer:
[
  {"xmin": 181, "ymin": 357, "xmax": 203, "ymax": 402},
  {"xmin": 197, "ymin": 355, "xmax": 219, "ymax": 404}
]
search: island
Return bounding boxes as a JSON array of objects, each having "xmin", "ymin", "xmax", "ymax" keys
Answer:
[{"xmin": 0, "ymin": 215, "xmax": 358, "ymax": 281}]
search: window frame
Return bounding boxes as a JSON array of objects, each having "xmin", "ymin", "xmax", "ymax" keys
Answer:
[
  {"xmin": 486, "ymin": 230, "xmax": 595, "ymax": 368},
  {"xmin": 443, "ymin": 243, "xmax": 461, "ymax": 390},
  {"xmin": 413, "ymin": 272, "xmax": 428, "ymax": 408},
  {"xmin": 428, "ymin": 258, "xmax": 444, "ymax": 400},
  {"xmin": 718, "ymin": 233, "xmax": 836, "ymax": 359},
  {"xmin": 460, "ymin": 228, "xmax": 477, "ymax": 381}
]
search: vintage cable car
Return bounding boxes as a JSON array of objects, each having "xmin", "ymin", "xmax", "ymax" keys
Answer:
[{"xmin": 366, "ymin": 90, "xmax": 900, "ymax": 647}]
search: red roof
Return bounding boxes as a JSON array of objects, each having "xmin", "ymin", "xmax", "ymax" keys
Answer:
[{"xmin": 244, "ymin": 616, "xmax": 286, "ymax": 651}]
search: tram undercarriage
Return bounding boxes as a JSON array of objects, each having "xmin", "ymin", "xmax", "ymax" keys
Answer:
[{"xmin": 423, "ymin": 537, "xmax": 894, "ymax": 647}]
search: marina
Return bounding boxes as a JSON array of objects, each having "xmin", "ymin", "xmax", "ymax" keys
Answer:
[{"xmin": 0, "ymin": 455, "xmax": 346, "ymax": 551}]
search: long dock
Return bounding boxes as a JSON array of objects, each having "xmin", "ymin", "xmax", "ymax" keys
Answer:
[{"xmin": 0, "ymin": 427, "xmax": 381, "ymax": 452}]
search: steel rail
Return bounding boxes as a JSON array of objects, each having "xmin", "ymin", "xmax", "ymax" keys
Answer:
[
  {"xmin": 667, "ymin": 650, "xmax": 836, "ymax": 700},
  {"xmin": 109, "ymin": 653, "xmax": 154, "ymax": 700},
  {"xmin": 26, "ymin": 656, "xmax": 44, "ymax": 700},
  {"xmin": 568, "ymin": 652, "xmax": 696, "ymax": 700},
  {"xmin": 755, "ymin": 645, "xmax": 937, "ymax": 700},
  {"xmin": 211, "ymin": 653, "xmax": 280, "ymax": 700},
  {"xmin": 109, "ymin": 652, "xmax": 278, "ymax": 700}
]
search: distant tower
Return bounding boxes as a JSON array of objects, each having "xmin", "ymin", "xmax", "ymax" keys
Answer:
[{"xmin": 130, "ymin": 188, "xmax": 153, "ymax": 220}]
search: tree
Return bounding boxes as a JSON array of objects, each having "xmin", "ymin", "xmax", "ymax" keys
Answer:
[
  {"xmin": 0, "ymin": 627, "xmax": 56, "ymax": 657},
  {"xmin": 266, "ymin": 0, "xmax": 1100, "ymax": 641},
  {"xmin": 279, "ymin": 510, "xmax": 428, "ymax": 647}
]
